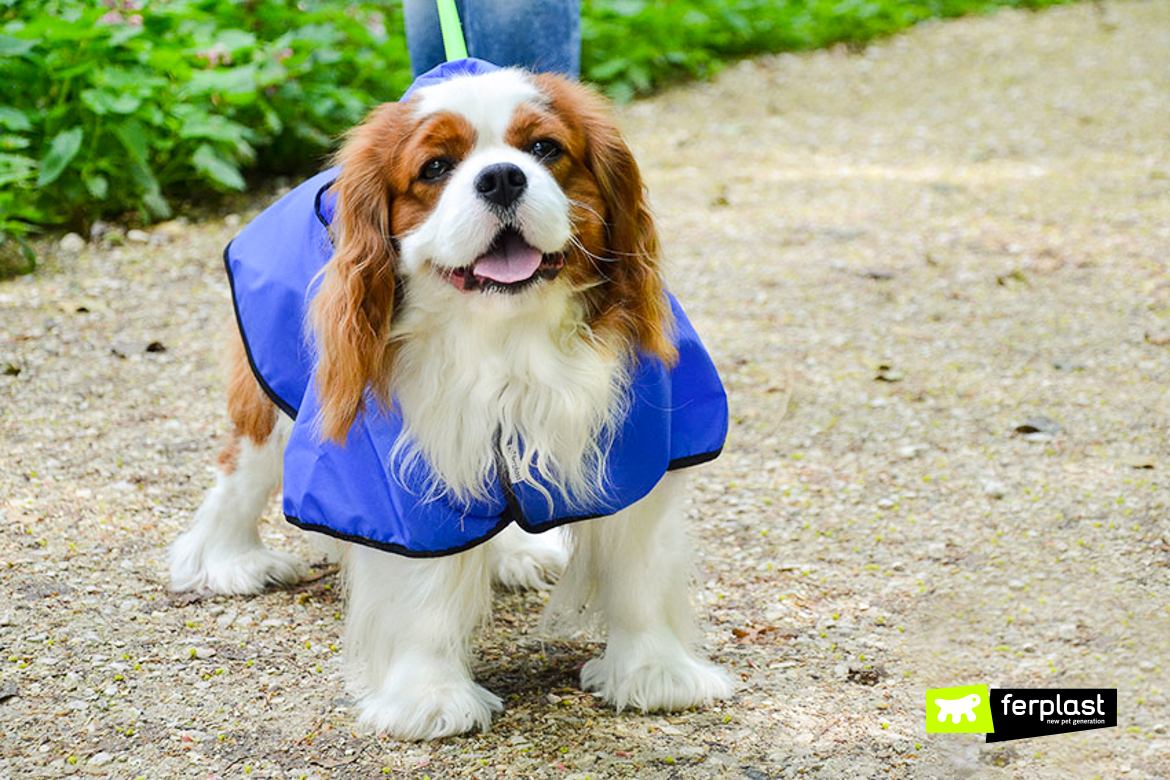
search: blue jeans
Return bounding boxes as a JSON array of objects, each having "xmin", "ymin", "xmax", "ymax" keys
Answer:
[{"xmin": 403, "ymin": 0, "xmax": 580, "ymax": 77}]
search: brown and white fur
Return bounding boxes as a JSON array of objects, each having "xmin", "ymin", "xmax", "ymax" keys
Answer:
[{"xmin": 170, "ymin": 68, "xmax": 731, "ymax": 740}]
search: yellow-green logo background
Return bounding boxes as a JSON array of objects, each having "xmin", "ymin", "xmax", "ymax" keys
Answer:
[{"xmin": 926, "ymin": 684, "xmax": 995, "ymax": 733}]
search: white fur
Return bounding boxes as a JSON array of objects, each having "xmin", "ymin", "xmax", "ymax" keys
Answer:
[
  {"xmin": 488, "ymin": 524, "xmax": 568, "ymax": 591},
  {"xmin": 344, "ymin": 542, "xmax": 501, "ymax": 739},
  {"xmin": 171, "ymin": 69, "xmax": 730, "ymax": 741},
  {"xmin": 170, "ymin": 416, "xmax": 307, "ymax": 595},
  {"xmin": 553, "ymin": 473, "xmax": 734, "ymax": 712},
  {"xmin": 411, "ymin": 68, "xmax": 543, "ymax": 141},
  {"xmin": 388, "ymin": 269, "xmax": 628, "ymax": 508}
]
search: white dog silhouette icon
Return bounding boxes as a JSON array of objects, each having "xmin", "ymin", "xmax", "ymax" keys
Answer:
[{"xmin": 935, "ymin": 693, "xmax": 981, "ymax": 723}]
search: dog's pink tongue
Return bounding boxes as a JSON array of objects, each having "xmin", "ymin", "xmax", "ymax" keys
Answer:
[{"xmin": 472, "ymin": 231, "xmax": 542, "ymax": 283}]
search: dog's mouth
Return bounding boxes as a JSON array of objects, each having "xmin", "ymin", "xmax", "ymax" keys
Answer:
[{"xmin": 444, "ymin": 228, "xmax": 565, "ymax": 294}]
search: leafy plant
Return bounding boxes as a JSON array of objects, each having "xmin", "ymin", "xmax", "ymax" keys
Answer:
[
  {"xmin": 581, "ymin": 0, "xmax": 1074, "ymax": 101},
  {"xmin": 0, "ymin": 0, "xmax": 411, "ymax": 263}
]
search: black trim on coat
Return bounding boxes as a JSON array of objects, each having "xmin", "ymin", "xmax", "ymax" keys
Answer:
[
  {"xmin": 285, "ymin": 512, "xmax": 516, "ymax": 559},
  {"xmin": 313, "ymin": 179, "xmax": 336, "ymax": 231}
]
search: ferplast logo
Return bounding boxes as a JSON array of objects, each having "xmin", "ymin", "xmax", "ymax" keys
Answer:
[
  {"xmin": 925, "ymin": 686, "xmax": 1117, "ymax": 743},
  {"xmin": 926, "ymin": 684, "xmax": 995, "ymax": 734}
]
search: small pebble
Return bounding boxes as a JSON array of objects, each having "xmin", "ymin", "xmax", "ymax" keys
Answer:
[
  {"xmin": 1015, "ymin": 416, "xmax": 1062, "ymax": 439},
  {"xmin": 58, "ymin": 232, "xmax": 86, "ymax": 253},
  {"xmin": 216, "ymin": 608, "xmax": 238, "ymax": 629},
  {"xmin": 981, "ymin": 479, "xmax": 1007, "ymax": 499},
  {"xmin": 126, "ymin": 229, "xmax": 150, "ymax": 243}
]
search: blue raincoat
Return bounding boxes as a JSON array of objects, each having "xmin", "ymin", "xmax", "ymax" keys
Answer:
[{"xmin": 224, "ymin": 60, "xmax": 727, "ymax": 557}]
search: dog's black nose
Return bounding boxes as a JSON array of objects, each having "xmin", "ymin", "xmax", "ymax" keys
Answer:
[{"xmin": 475, "ymin": 163, "xmax": 527, "ymax": 209}]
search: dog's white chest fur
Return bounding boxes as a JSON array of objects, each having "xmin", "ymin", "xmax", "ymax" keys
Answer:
[{"xmin": 388, "ymin": 275, "xmax": 628, "ymax": 505}]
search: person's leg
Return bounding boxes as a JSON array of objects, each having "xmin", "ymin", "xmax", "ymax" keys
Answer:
[
  {"xmin": 402, "ymin": 0, "xmax": 465, "ymax": 77},
  {"xmin": 463, "ymin": 0, "xmax": 580, "ymax": 76}
]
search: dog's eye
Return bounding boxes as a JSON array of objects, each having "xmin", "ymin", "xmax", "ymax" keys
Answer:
[
  {"xmin": 527, "ymin": 139, "xmax": 562, "ymax": 164},
  {"xmin": 420, "ymin": 158, "xmax": 453, "ymax": 182}
]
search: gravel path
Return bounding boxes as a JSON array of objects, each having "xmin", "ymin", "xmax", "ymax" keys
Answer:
[{"xmin": 2, "ymin": 2, "xmax": 1168, "ymax": 778}]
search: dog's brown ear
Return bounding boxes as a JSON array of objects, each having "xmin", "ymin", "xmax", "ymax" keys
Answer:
[
  {"xmin": 311, "ymin": 102, "xmax": 407, "ymax": 443},
  {"xmin": 590, "ymin": 126, "xmax": 677, "ymax": 365},
  {"xmin": 537, "ymin": 76, "xmax": 677, "ymax": 366}
]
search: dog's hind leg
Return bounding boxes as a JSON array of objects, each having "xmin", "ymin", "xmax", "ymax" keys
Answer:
[
  {"xmin": 486, "ymin": 523, "xmax": 567, "ymax": 591},
  {"xmin": 169, "ymin": 334, "xmax": 307, "ymax": 595},
  {"xmin": 345, "ymin": 545, "xmax": 502, "ymax": 740},
  {"xmin": 563, "ymin": 471, "xmax": 733, "ymax": 712}
]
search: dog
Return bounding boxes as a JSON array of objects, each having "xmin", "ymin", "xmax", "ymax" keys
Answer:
[{"xmin": 170, "ymin": 59, "xmax": 732, "ymax": 740}]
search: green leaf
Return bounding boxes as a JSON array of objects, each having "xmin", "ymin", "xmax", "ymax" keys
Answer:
[
  {"xmin": 0, "ymin": 134, "xmax": 30, "ymax": 151},
  {"xmin": 36, "ymin": 127, "xmax": 83, "ymax": 187},
  {"xmin": 107, "ymin": 23, "xmax": 143, "ymax": 48},
  {"xmin": 84, "ymin": 174, "xmax": 108, "ymax": 199},
  {"xmin": 142, "ymin": 190, "xmax": 171, "ymax": 219},
  {"xmin": 185, "ymin": 64, "xmax": 257, "ymax": 98},
  {"xmin": 178, "ymin": 112, "xmax": 253, "ymax": 145},
  {"xmin": 0, "ymin": 152, "xmax": 36, "ymax": 187},
  {"xmin": 112, "ymin": 119, "xmax": 167, "ymax": 214},
  {"xmin": 81, "ymin": 89, "xmax": 142, "ymax": 116},
  {"xmin": 603, "ymin": 0, "xmax": 648, "ymax": 18},
  {"xmin": 50, "ymin": 59, "xmax": 98, "ymax": 81},
  {"xmin": 588, "ymin": 57, "xmax": 631, "ymax": 81},
  {"xmin": 604, "ymin": 81, "xmax": 635, "ymax": 104},
  {"xmin": 215, "ymin": 29, "xmax": 258, "ymax": 54},
  {"xmin": 0, "ymin": 35, "xmax": 35, "ymax": 57},
  {"xmin": 191, "ymin": 143, "xmax": 245, "ymax": 190},
  {"xmin": 0, "ymin": 107, "xmax": 32, "ymax": 132},
  {"xmin": 112, "ymin": 120, "xmax": 149, "ymax": 167}
]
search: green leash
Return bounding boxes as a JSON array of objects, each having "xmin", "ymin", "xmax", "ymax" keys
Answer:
[{"xmin": 436, "ymin": 0, "xmax": 468, "ymax": 61}]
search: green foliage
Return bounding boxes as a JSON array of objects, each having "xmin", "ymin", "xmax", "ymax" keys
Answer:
[
  {"xmin": 0, "ymin": 0, "xmax": 1074, "ymax": 272},
  {"xmin": 582, "ymin": 0, "xmax": 1073, "ymax": 101},
  {"xmin": 0, "ymin": 0, "xmax": 410, "ymax": 261}
]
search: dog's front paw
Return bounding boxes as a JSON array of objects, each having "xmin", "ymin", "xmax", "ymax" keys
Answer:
[
  {"xmin": 170, "ymin": 535, "xmax": 307, "ymax": 595},
  {"xmin": 581, "ymin": 640, "xmax": 733, "ymax": 713},
  {"xmin": 357, "ymin": 676, "xmax": 503, "ymax": 741}
]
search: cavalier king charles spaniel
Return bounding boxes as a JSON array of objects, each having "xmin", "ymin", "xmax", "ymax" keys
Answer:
[{"xmin": 170, "ymin": 63, "xmax": 732, "ymax": 740}]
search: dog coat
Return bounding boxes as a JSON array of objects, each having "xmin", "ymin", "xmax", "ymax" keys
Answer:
[{"xmin": 223, "ymin": 61, "xmax": 728, "ymax": 557}]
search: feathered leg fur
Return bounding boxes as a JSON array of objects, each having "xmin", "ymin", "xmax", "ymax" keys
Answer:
[
  {"xmin": 169, "ymin": 414, "xmax": 307, "ymax": 594},
  {"xmin": 170, "ymin": 335, "xmax": 307, "ymax": 595},
  {"xmin": 552, "ymin": 471, "xmax": 733, "ymax": 711}
]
